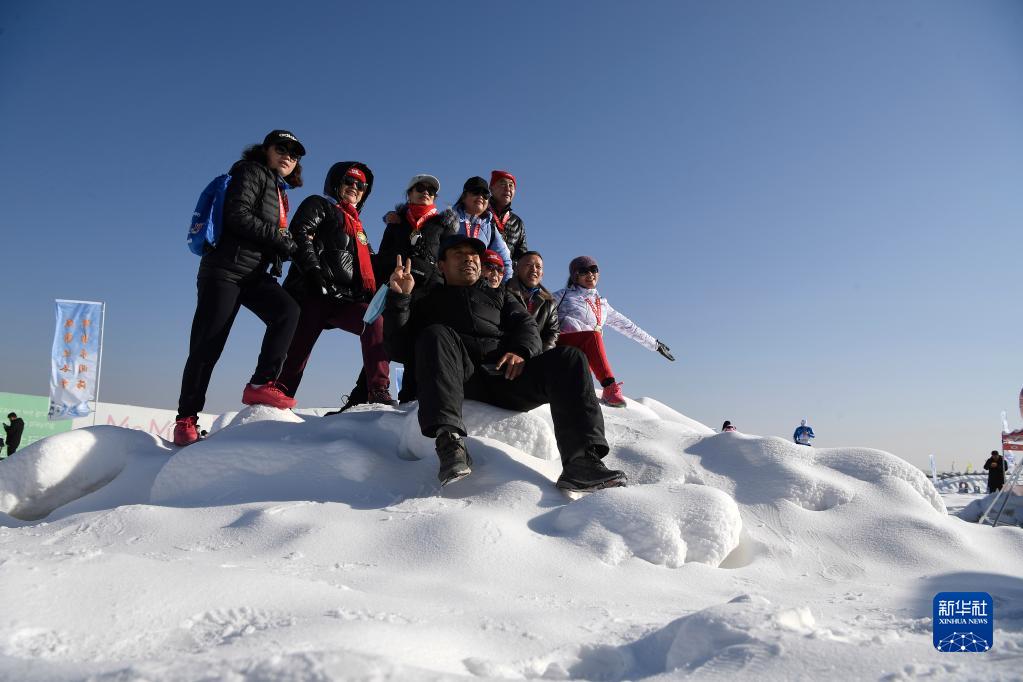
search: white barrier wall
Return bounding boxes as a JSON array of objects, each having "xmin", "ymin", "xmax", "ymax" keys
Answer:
[{"xmin": 71, "ymin": 403, "xmax": 219, "ymax": 442}]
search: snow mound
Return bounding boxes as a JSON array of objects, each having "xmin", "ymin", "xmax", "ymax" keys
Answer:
[
  {"xmin": 959, "ymin": 490, "xmax": 1023, "ymax": 524},
  {"xmin": 549, "ymin": 483, "xmax": 741, "ymax": 567},
  {"xmin": 397, "ymin": 399, "xmax": 559, "ymax": 461},
  {"xmin": 4, "ymin": 396, "xmax": 1023, "ymax": 680},
  {"xmin": 211, "ymin": 404, "xmax": 304, "ymax": 432},
  {"xmin": 0, "ymin": 426, "xmax": 169, "ymax": 521},
  {"xmin": 663, "ymin": 594, "xmax": 820, "ymax": 674}
]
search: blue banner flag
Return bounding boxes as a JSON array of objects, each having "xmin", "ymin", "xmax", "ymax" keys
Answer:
[{"xmin": 48, "ymin": 299, "xmax": 105, "ymax": 420}]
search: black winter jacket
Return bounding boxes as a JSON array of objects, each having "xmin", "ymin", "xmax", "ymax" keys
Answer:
[
  {"xmin": 507, "ymin": 279, "xmax": 559, "ymax": 351},
  {"xmin": 374, "ymin": 206, "xmax": 458, "ymax": 288},
  {"xmin": 4, "ymin": 417, "xmax": 24, "ymax": 448},
  {"xmin": 198, "ymin": 160, "xmax": 297, "ymax": 282},
  {"xmin": 284, "ymin": 162, "xmax": 376, "ymax": 303},
  {"xmin": 984, "ymin": 455, "xmax": 1008, "ymax": 489},
  {"xmin": 491, "ymin": 205, "xmax": 528, "ymax": 263},
  {"xmin": 383, "ymin": 281, "xmax": 541, "ymax": 365}
]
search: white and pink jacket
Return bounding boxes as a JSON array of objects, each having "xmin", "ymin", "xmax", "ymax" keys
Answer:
[{"xmin": 552, "ymin": 285, "xmax": 657, "ymax": 351}]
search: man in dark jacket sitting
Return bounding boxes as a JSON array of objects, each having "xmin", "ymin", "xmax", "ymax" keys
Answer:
[
  {"xmin": 506, "ymin": 251, "xmax": 559, "ymax": 352},
  {"xmin": 383, "ymin": 235, "xmax": 626, "ymax": 490}
]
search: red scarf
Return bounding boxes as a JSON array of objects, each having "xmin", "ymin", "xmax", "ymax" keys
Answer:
[
  {"xmin": 338, "ymin": 201, "xmax": 376, "ymax": 293},
  {"xmin": 276, "ymin": 186, "xmax": 289, "ymax": 229},
  {"xmin": 406, "ymin": 203, "xmax": 438, "ymax": 231},
  {"xmin": 490, "ymin": 204, "xmax": 509, "ymax": 232}
]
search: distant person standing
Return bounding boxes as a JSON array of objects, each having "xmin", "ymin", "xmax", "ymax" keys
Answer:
[
  {"xmin": 983, "ymin": 450, "xmax": 1008, "ymax": 494},
  {"xmin": 793, "ymin": 418, "xmax": 815, "ymax": 446},
  {"xmin": 488, "ymin": 170, "xmax": 528, "ymax": 264},
  {"xmin": 5, "ymin": 413, "xmax": 24, "ymax": 455}
]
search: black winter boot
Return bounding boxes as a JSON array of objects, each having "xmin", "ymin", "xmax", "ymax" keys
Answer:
[
  {"xmin": 436, "ymin": 431, "xmax": 473, "ymax": 486},
  {"xmin": 556, "ymin": 451, "xmax": 627, "ymax": 492}
]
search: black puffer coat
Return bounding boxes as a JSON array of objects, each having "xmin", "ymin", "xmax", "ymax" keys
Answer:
[
  {"xmin": 198, "ymin": 159, "xmax": 297, "ymax": 282},
  {"xmin": 383, "ymin": 280, "xmax": 541, "ymax": 365},
  {"xmin": 374, "ymin": 205, "xmax": 458, "ymax": 288},
  {"xmin": 507, "ymin": 278, "xmax": 559, "ymax": 351},
  {"xmin": 491, "ymin": 206, "xmax": 528, "ymax": 263},
  {"xmin": 284, "ymin": 162, "xmax": 376, "ymax": 303}
]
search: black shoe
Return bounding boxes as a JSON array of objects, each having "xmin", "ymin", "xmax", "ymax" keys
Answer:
[
  {"xmin": 368, "ymin": 387, "xmax": 397, "ymax": 407},
  {"xmin": 324, "ymin": 393, "xmax": 358, "ymax": 416},
  {"xmin": 436, "ymin": 432, "xmax": 473, "ymax": 486},
  {"xmin": 556, "ymin": 454, "xmax": 627, "ymax": 492}
]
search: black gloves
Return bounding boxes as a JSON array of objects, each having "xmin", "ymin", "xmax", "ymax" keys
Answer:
[
  {"xmin": 306, "ymin": 268, "xmax": 328, "ymax": 296},
  {"xmin": 274, "ymin": 233, "xmax": 297, "ymax": 258},
  {"xmin": 655, "ymin": 340, "xmax": 675, "ymax": 362}
]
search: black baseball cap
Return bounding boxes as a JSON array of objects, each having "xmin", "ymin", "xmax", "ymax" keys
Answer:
[
  {"xmin": 437, "ymin": 234, "xmax": 486, "ymax": 260},
  {"xmin": 263, "ymin": 129, "xmax": 306, "ymax": 156}
]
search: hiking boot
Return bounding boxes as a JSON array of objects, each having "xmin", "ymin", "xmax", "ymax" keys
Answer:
[
  {"xmin": 556, "ymin": 453, "xmax": 627, "ymax": 492},
  {"xmin": 600, "ymin": 381, "xmax": 626, "ymax": 408},
  {"xmin": 173, "ymin": 415, "xmax": 200, "ymax": 447},
  {"xmin": 242, "ymin": 380, "xmax": 297, "ymax": 409},
  {"xmin": 368, "ymin": 387, "xmax": 397, "ymax": 407},
  {"xmin": 436, "ymin": 431, "xmax": 473, "ymax": 486}
]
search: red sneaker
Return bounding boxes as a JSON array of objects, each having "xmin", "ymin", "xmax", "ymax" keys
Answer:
[
  {"xmin": 600, "ymin": 381, "xmax": 626, "ymax": 408},
  {"xmin": 242, "ymin": 380, "xmax": 297, "ymax": 409},
  {"xmin": 173, "ymin": 415, "xmax": 200, "ymax": 446}
]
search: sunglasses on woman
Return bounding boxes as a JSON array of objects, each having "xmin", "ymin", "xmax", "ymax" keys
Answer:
[
  {"xmin": 342, "ymin": 177, "xmax": 368, "ymax": 191},
  {"xmin": 575, "ymin": 266, "xmax": 599, "ymax": 275},
  {"xmin": 412, "ymin": 183, "xmax": 438, "ymax": 196},
  {"xmin": 468, "ymin": 188, "xmax": 492, "ymax": 200},
  {"xmin": 272, "ymin": 144, "xmax": 302, "ymax": 160},
  {"xmin": 484, "ymin": 263, "xmax": 504, "ymax": 272}
]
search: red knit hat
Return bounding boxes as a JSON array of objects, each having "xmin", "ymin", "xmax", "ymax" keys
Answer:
[
  {"xmin": 490, "ymin": 170, "xmax": 516, "ymax": 187},
  {"xmin": 483, "ymin": 250, "xmax": 505, "ymax": 269},
  {"xmin": 346, "ymin": 167, "xmax": 367, "ymax": 182}
]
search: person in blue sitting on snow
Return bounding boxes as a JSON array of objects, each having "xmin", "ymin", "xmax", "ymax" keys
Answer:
[{"xmin": 793, "ymin": 418, "xmax": 815, "ymax": 446}]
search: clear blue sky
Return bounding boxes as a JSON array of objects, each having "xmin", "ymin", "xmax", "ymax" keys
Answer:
[{"xmin": 2, "ymin": 0, "xmax": 1022, "ymax": 471}]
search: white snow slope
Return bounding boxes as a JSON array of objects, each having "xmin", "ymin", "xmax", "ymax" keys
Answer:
[{"xmin": 1, "ymin": 396, "xmax": 1022, "ymax": 681}]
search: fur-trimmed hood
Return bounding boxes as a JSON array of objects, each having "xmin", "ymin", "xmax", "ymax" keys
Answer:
[{"xmin": 323, "ymin": 161, "xmax": 374, "ymax": 211}]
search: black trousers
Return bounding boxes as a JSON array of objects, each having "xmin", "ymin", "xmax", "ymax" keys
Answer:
[
  {"xmin": 414, "ymin": 324, "xmax": 609, "ymax": 465},
  {"xmin": 177, "ymin": 273, "xmax": 300, "ymax": 417}
]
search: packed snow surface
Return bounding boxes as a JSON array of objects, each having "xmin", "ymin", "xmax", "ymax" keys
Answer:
[{"xmin": 1, "ymin": 396, "xmax": 1022, "ymax": 680}]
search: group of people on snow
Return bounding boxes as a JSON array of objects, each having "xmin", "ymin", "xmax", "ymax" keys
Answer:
[{"xmin": 172, "ymin": 130, "xmax": 675, "ymax": 491}]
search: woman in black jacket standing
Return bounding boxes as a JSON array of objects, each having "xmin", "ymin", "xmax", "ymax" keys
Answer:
[
  {"xmin": 173, "ymin": 130, "xmax": 304, "ymax": 447},
  {"xmin": 278, "ymin": 162, "xmax": 391, "ymax": 403}
]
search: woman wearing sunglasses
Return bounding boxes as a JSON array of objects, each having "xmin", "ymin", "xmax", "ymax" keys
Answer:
[
  {"xmin": 173, "ymin": 130, "xmax": 304, "ymax": 447},
  {"xmin": 375, "ymin": 174, "xmax": 457, "ymax": 294},
  {"xmin": 553, "ymin": 256, "xmax": 675, "ymax": 408},
  {"xmin": 453, "ymin": 176, "xmax": 512, "ymax": 282},
  {"xmin": 277, "ymin": 162, "xmax": 393, "ymax": 406},
  {"xmin": 481, "ymin": 249, "xmax": 505, "ymax": 288},
  {"xmin": 316, "ymin": 173, "xmax": 460, "ymax": 410}
]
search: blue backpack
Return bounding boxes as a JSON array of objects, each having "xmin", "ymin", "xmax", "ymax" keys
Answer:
[{"xmin": 186, "ymin": 174, "xmax": 231, "ymax": 255}]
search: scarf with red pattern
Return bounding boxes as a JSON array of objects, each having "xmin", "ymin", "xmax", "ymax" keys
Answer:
[
  {"xmin": 406, "ymin": 202, "xmax": 438, "ymax": 231},
  {"xmin": 337, "ymin": 201, "xmax": 376, "ymax": 293}
]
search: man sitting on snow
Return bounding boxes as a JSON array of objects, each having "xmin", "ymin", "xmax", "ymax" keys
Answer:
[{"xmin": 382, "ymin": 234, "xmax": 626, "ymax": 491}]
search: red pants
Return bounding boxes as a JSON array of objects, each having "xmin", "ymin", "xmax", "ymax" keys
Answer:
[
  {"xmin": 557, "ymin": 331, "xmax": 614, "ymax": 384},
  {"xmin": 278, "ymin": 295, "xmax": 389, "ymax": 397}
]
